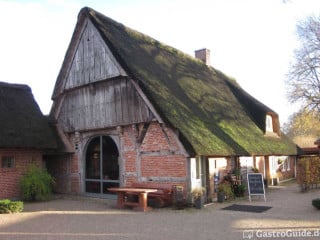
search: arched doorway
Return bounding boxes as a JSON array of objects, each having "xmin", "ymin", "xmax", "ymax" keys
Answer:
[{"xmin": 85, "ymin": 136, "xmax": 119, "ymax": 195}]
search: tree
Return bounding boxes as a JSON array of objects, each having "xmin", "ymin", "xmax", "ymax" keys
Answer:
[
  {"xmin": 286, "ymin": 15, "xmax": 320, "ymax": 112},
  {"xmin": 283, "ymin": 108, "xmax": 320, "ymax": 148},
  {"xmin": 283, "ymin": 108, "xmax": 320, "ymax": 138}
]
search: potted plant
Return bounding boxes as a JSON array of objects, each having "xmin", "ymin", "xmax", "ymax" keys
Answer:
[
  {"xmin": 191, "ymin": 187, "xmax": 206, "ymax": 209},
  {"xmin": 271, "ymin": 172, "xmax": 279, "ymax": 186},
  {"xmin": 312, "ymin": 198, "xmax": 320, "ymax": 210},
  {"xmin": 233, "ymin": 184, "xmax": 246, "ymax": 197},
  {"xmin": 252, "ymin": 167, "xmax": 259, "ymax": 173},
  {"xmin": 233, "ymin": 168, "xmax": 241, "ymax": 178},
  {"xmin": 217, "ymin": 182, "xmax": 234, "ymax": 203}
]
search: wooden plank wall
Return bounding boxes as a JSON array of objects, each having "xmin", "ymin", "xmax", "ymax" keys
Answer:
[
  {"xmin": 58, "ymin": 78, "xmax": 154, "ymax": 132},
  {"xmin": 65, "ymin": 20, "xmax": 126, "ymax": 90}
]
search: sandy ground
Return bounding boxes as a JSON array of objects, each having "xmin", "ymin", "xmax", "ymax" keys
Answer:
[{"xmin": 0, "ymin": 181, "xmax": 319, "ymax": 240}]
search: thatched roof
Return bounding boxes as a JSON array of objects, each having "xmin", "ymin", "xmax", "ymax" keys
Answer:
[
  {"xmin": 0, "ymin": 82, "xmax": 57, "ymax": 149},
  {"xmin": 53, "ymin": 7, "xmax": 297, "ymax": 156}
]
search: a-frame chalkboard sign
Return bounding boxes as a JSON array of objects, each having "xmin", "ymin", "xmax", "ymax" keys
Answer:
[{"xmin": 247, "ymin": 173, "xmax": 266, "ymax": 202}]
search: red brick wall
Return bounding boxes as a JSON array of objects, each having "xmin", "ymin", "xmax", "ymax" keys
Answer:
[
  {"xmin": 122, "ymin": 124, "xmax": 139, "ymax": 184},
  {"xmin": 141, "ymin": 155, "xmax": 186, "ymax": 177},
  {"xmin": 70, "ymin": 153, "xmax": 80, "ymax": 193},
  {"xmin": 0, "ymin": 149, "xmax": 43, "ymax": 199},
  {"xmin": 46, "ymin": 155, "xmax": 70, "ymax": 193},
  {"xmin": 123, "ymin": 122, "xmax": 188, "ymax": 189},
  {"xmin": 46, "ymin": 153, "xmax": 80, "ymax": 194},
  {"xmin": 50, "ymin": 121, "xmax": 188, "ymax": 194},
  {"xmin": 140, "ymin": 122, "xmax": 171, "ymax": 152},
  {"xmin": 124, "ymin": 151, "xmax": 137, "ymax": 172},
  {"xmin": 277, "ymin": 157, "xmax": 296, "ymax": 182}
]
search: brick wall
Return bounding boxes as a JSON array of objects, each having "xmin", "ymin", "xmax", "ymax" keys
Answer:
[
  {"xmin": 277, "ymin": 157, "xmax": 296, "ymax": 182},
  {"xmin": 0, "ymin": 149, "xmax": 43, "ymax": 199},
  {"xmin": 46, "ymin": 152, "xmax": 80, "ymax": 194},
  {"xmin": 46, "ymin": 154, "xmax": 70, "ymax": 193},
  {"xmin": 140, "ymin": 155, "xmax": 186, "ymax": 177},
  {"xmin": 123, "ymin": 121, "xmax": 188, "ymax": 189},
  {"xmin": 50, "ymin": 121, "xmax": 189, "ymax": 195}
]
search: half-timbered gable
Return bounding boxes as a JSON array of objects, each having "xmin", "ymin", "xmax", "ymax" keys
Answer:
[
  {"xmin": 64, "ymin": 19, "xmax": 127, "ymax": 90},
  {"xmin": 52, "ymin": 17, "xmax": 157, "ymax": 133},
  {"xmin": 57, "ymin": 78, "xmax": 154, "ymax": 132}
]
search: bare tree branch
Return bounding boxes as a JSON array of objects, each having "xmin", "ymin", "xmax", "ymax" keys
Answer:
[{"xmin": 286, "ymin": 15, "xmax": 320, "ymax": 111}]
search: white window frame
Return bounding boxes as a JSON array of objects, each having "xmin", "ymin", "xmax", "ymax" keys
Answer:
[
  {"xmin": 287, "ymin": 158, "xmax": 290, "ymax": 171},
  {"xmin": 266, "ymin": 115, "xmax": 273, "ymax": 132},
  {"xmin": 281, "ymin": 157, "xmax": 290, "ymax": 172}
]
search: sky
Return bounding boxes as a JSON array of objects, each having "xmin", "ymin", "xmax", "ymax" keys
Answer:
[{"xmin": 0, "ymin": 0, "xmax": 319, "ymax": 126}]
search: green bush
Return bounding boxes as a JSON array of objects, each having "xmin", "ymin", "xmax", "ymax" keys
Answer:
[
  {"xmin": 20, "ymin": 165, "xmax": 55, "ymax": 201},
  {"xmin": 312, "ymin": 198, "xmax": 320, "ymax": 210},
  {"xmin": 0, "ymin": 199, "xmax": 24, "ymax": 213},
  {"xmin": 218, "ymin": 183, "xmax": 234, "ymax": 200}
]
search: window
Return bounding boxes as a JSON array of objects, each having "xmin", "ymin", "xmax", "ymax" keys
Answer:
[
  {"xmin": 266, "ymin": 115, "xmax": 273, "ymax": 132},
  {"xmin": 282, "ymin": 157, "xmax": 290, "ymax": 172},
  {"xmin": 2, "ymin": 156, "xmax": 15, "ymax": 168},
  {"xmin": 85, "ymin": 136, "xmax": 120, "ymax": 195}
]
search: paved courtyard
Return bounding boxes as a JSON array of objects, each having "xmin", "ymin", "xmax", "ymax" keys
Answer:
[{"xmin": 0, "ymin": 182, "xmax": 319, "ymax": 240}]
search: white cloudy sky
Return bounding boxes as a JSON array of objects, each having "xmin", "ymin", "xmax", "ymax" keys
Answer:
[{"xmin": 0, "ymin": 0, "xmax": 319, "ymax": 125}]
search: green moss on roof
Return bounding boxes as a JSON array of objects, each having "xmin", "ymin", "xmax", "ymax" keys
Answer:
[{"xmin": 61, "ymin": 7, "xmax": 297, "ymax": 156}]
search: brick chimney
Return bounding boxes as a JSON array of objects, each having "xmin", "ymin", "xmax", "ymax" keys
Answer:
[{"xmin": 195, "ymin": 48, "xmax": 211, "ymax": 66}]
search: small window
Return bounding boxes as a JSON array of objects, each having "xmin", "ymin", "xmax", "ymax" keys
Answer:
[
  {"xmin": 266, "ymin": 115, "xmax": 273, "ymax": 132},
  {"xmin": 2, "ymin": 156, "xmax": 15, "ymax": 168},
  {"xmin": 282, "ymin": 157, "xmax": 290, "ymax": 172}
]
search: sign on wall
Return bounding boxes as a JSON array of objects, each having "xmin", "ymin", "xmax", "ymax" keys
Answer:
[{"xmin": 247, "ymin": 173, "xmax": 266, "ymax": 202}]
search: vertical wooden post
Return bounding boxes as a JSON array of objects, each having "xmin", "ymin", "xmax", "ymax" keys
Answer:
[{"xmin": 265, "ymin": 156, "xmax": 270, "ymax": 184}]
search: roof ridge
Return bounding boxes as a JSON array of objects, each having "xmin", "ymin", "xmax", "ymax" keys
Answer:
[
  {"xmin": 0, "ymin": 81, "xmax": 31, "ymax": 91},
  {"xmin": 84, "ymin": 7, "xmax": 208, "ymax": 69}
]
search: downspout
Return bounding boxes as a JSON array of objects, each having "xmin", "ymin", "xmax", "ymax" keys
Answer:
[
  {"xmin": 186, "ymin": 157, "xmax": 192, "ymax": 204},
  {"xmin": 294, "ymin": 156, "xmax": 297, "ymax": 178},
  {"xmin": 263, "ymin": 156, "xmax": 266, "ymax": 179}
]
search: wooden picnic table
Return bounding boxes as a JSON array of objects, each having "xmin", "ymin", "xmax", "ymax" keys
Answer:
[{"xmin": 108, "ymin": 187, "xmax": 158, "ymax": 212}]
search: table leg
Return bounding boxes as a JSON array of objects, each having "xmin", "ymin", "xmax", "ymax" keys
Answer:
[
  {"xmin": 116, "ymin": 192, "xmax": 125, "ymax": 209},
  {"xmin": 134, "ymin": 192, "xmax": 152, "ymax": 212}
]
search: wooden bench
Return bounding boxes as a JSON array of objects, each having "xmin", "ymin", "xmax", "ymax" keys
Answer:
[{"xmin": 130, "ymin": 183, "xmax": 173, "ymax": 208}]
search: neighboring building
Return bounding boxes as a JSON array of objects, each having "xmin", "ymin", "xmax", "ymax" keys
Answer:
[
  {"xmin": 294, "ymin": 137, "xmax": 320, "ymax": 190},
  {"xmin": 48, "ymin": 7, "xmax": 297, "ymax": 202},
  {"xmin": 294, "ymin": 136, "xmax": 320, "ymax": 156},
  {"xmin": 0, "ymin": 82, "xmax": 57, "ymax": 199}
]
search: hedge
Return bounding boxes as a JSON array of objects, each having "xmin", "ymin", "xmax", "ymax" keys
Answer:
[
  {"xmin": 0, "ymin": 199, "xmax": 24, "ymax": 213},
  {"xmin": 312, "ymin": 198, "xmax": 320, "ymax": 210}
]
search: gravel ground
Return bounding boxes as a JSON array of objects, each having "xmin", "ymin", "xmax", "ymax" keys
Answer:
[{"xmin": 0, "ymin": 181, "xmax": 319, "ymax": 240}]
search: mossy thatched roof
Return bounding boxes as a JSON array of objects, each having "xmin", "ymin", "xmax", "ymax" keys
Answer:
[
  {"xmin": 0, "ymin": 82, "xmax": 57, "ymax": 149},
  {"xmin": 54, "ymin": 7, "xmax": 297, "ymax": 156}
]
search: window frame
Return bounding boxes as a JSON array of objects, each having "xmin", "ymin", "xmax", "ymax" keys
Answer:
[
  {"xmin": 1, "ymin": 156, "xmax": 15, "ymax": 169},
  {"xmin": 282, "ymin": 157, "xmax": 290, "ymax": 172},
  {"xmin": 266, "ymin": 114, "xmax": 273, "ymax": 132}
]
